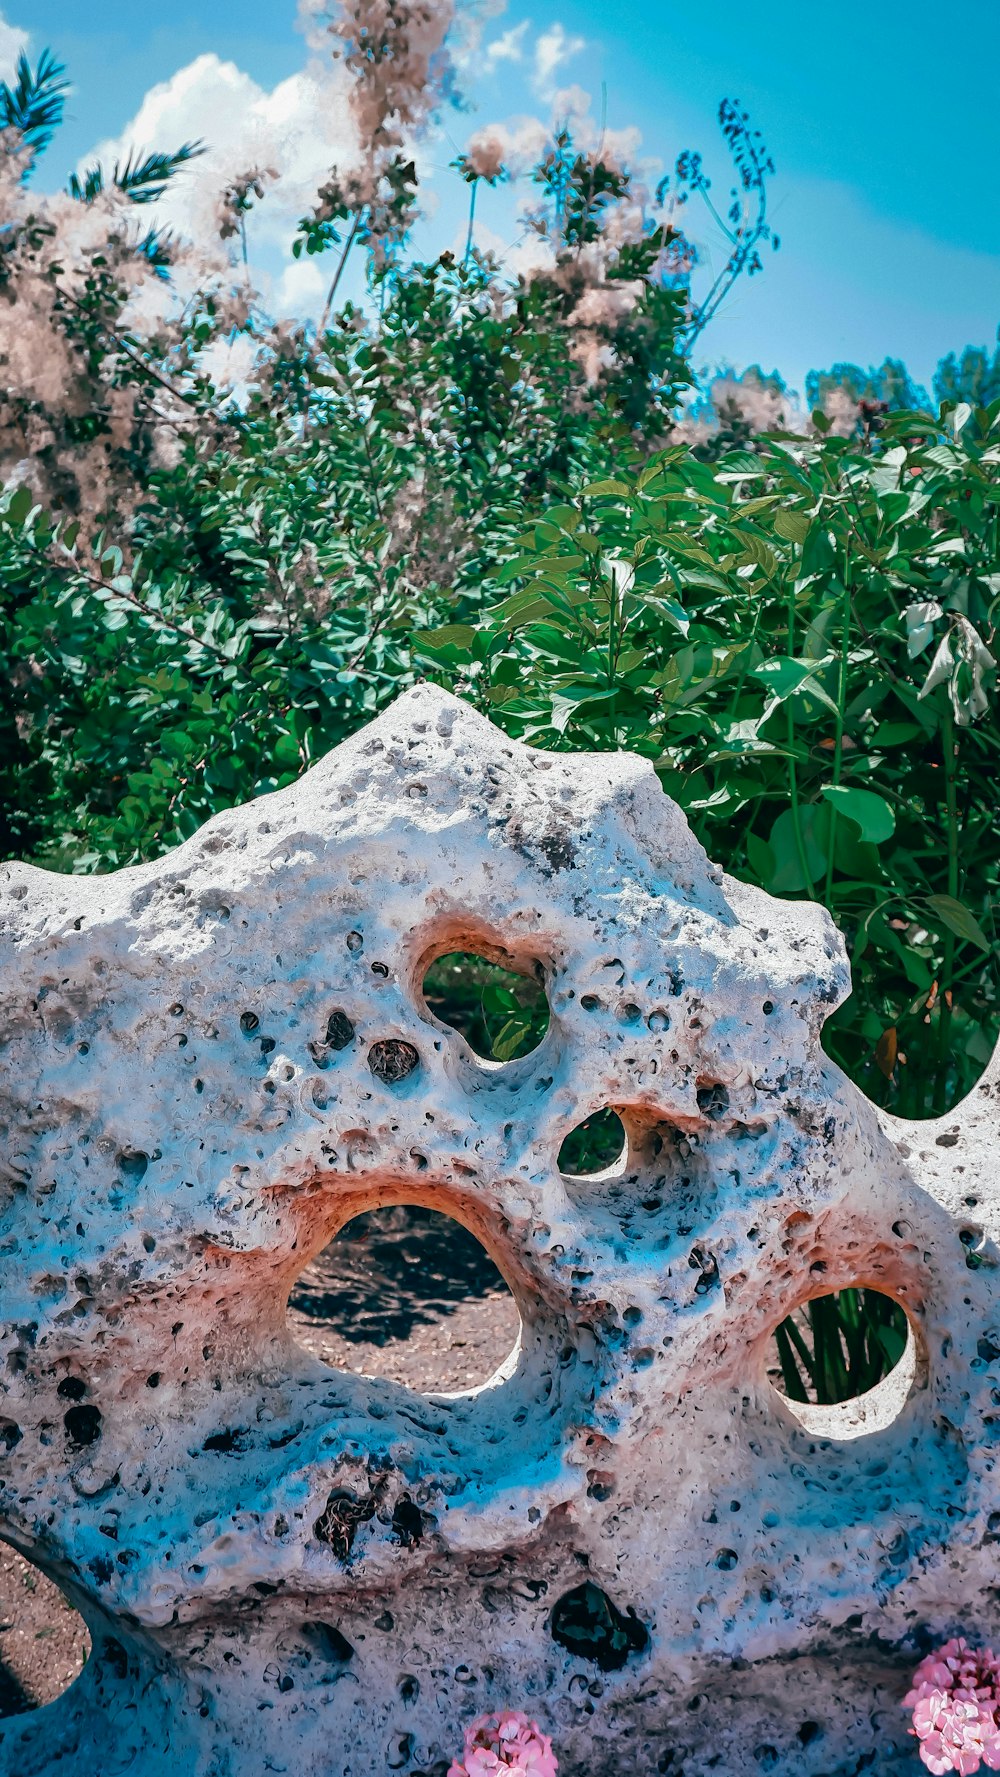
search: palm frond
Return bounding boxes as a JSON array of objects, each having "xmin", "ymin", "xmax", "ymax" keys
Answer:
[
  {"xmin": 67, "ymin": 166, "xmax": 104, "ymax": 203},
  {"xmin": 69, "ymin": 140, "xmax": 204, "ymax": 207},
  {"xmin": 0, "ymin": 48, "xmax": 69, "ymax": 161}
]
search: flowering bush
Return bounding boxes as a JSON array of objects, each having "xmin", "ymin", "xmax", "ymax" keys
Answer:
[
  {"xmin": 0, "ymin": 51, "xmax": 220, "ymax": 516},
  {"xmin": 0, "ymin": 0, "xmax": 788, "ymax": 521},
  {"xmin": 905, "ymin": 1640, "xmax": 1000, "ymax": 1773},
  {"xmin": 449, "ymin": 1710, "xmax": 557, "ymax": 1777}
]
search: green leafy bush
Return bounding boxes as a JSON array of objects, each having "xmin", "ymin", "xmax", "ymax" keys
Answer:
[{"xmin": 416, "ymin": 404, "xmax": 1000, "ymax": 1117}]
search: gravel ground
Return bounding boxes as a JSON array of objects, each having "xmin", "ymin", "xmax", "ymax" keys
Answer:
[
  {"xmin": 0, "ymin": 1207, "xmax": 519, "ymax": 1717},
  {"xmin": 0, "ymin": 1546, "xmax": 90, "ymax": 1717},
  {"xmin": 288, "ymin": 1205, "xmax": 520, "ymax": 1392}
]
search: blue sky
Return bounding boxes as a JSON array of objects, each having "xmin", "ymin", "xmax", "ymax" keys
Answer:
[{"xmin": 12, "ymin": 0, "xmax": 1000, "ymax": 395}]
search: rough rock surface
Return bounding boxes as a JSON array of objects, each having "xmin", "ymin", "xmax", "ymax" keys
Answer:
[{"xmin": 0, "ymin": 684, "xmax": 996, "ymax": 1776}]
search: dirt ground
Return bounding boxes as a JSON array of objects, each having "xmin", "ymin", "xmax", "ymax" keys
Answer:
[
  {"xmin": 287, "ymin": 1204, "xmax": 519, "ymax": 1392},
  {"xmin": 0, "ymin": 1207, "xmax": 519, "ymax": 1718}
]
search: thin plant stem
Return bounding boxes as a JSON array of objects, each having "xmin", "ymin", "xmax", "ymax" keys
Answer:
[
  {"xmin": 936, "ymin": 700, "xmax": 960, "ymax": 1112},
  {"xmin": 824, "ymin": 554, "xmax": 854, "ymax": 907},
  {"xmin": 785, "ymin": 573, "xmax": 816, "ymax": 899},
  {"xmin": 318, "ymin": 213, "xmax": 361, "ymax": 336},
  {"xmin": 463, "ymin": 179, "xmax": 478, "ymax": 268}
]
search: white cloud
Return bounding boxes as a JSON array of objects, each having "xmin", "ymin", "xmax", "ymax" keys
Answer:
[
  {"xmin": 450, "ymin": 0, "xmax": 510, "ymax": 69},
  {"xmin": 485, "ymin": 20, "xmax": 530, "ymax": 66},
  {"xmin": 70, "ymin": 10, "xmax": 597, "ymax": 326},
  {"xmin": 450, "ymin": 216, "xmax": 505, "ymax": 260},
  {"xmin": 548, "ymin": 84, "xmax": 645, "ymax": 171},
  {"xmin": 507, "ymin": 230, "xmax": 558, "ymax": 280},
  {"xmin": 532, "ymin": 23, "xmax": 586, "ymax": 97},
  {"xmin": 448, "ymin": 215, "xmax": 556, "ymax": 283},
  {"xmin": 0, "ymin": 10, "xmax": 28, "ymax": 83},
  {"xmin": 549, "ymin": 82, "xmax": 590, "ymax": 123},
  {"xmin": 83, "ymin": 51, "xmax": 358, "ymax": 266},
  {"xmin": 463, "ymin": 114, "xmax": 549, "ymax": 176},
  {"xmin": 275, "ymin": 253, "xmax": 326, "ymax": 317}
]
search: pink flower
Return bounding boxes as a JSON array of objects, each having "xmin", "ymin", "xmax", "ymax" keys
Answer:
[
  {"xmin": 905, "ymin": 1642, "xmax": 1000, "ymax": 1773},
  {"xmin": 449, "ymin": 1710, "xmax": 557, "ymax": 1777},
  {"xmin": 462, "ymin": 127, "xmax": 509, "ymax": 184}
]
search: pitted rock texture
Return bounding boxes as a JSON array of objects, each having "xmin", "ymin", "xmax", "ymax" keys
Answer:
[{"xmin": 0, "ymin": 684, "xmax": 996, "ymax": 1776}]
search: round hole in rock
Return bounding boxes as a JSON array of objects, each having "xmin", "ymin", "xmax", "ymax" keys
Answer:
[
  {"xmin": 0, "ymin": 1543, "xmax": 90, "ymax": 1719},
  {"xmin": 288, "ymin": 1207, "xmax": 521, "ymax": 1393},
  {"xmin": 558, "ymin": 1108, "xmax": 627, "ymax": 1176},
  {"xmin": 422, "ymin": 951, "xmax": 548, "ymax": 1062},
  {"xmin": 768, "ymin": 1287, "xmax": 916, "ymax": 1438}
]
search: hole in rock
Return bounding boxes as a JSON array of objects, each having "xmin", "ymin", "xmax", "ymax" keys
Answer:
[
  {"xmin": 769, "ymin": 1287, "xmax": 915, "ymax": 1435},
  {"xmin": 0, "ymin": 1544, "xmax": 90, "ymax": 1719},
  {"xmin": 301, "ymin": 1620, "xmax": 354, "ymax": 1665},
  {"xmin": 822, "ymin": 989, "xmax": 999, "ymax": 1121},
  {"xmin": 422, "ymin": 951, "xmax": 548, "ymax": 1061},
  {"xmin": 288, "ymin": 1207, "xmax": 520, "ymax": 1393},
  {"xmin": 558, "ymin": 1109, "xmax": 627, "ymax": 1176},
  {"xmin": 549, "ymin": 1581, "xmax": 650, "ymax": 1671},
  {"xmin": 368, "ymin": 1038, "xmax": 420, "ymax": 1084},
  {"xmin": 63, "ymin": 1403, "xmax": 102, "ymax": 1448}
]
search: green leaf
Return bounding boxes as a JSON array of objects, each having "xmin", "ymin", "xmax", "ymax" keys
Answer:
[
  {"xmin": 773, "ymin": 508, "xmax": 810, "ymax": 545},
  {"xmin": 871, "ymin": 721, "xmax": 922, "ymax": 747},
  {"xmin": 414, "ymin": 624, "xmax": 476, "ymax": 652},
  {"xmin": 925, "ymin": 894, "xmax": 992, "ymax": 953},
  {"xmin": 581, "ymin": 478, "xmax": 631, "ymax": 497},
  {"xmin": 639, "ymin": 592, "xmax": 690, "ymax": 635},
  {"xmin": 819, "ymin": 785, "xmax": 896, "ymax": 844},
  {"xmin": 274, "ymin": 733, "xmax": 302, "ymax": 769},
  {"xmin": 745, "ymin": 831, "xmax": 774, "ymax": 885},
  {"xmin": 752, "ymin": 656, "xmax": 839, "ymax": 715},
  {"xmin": 875, "ymin": 1322, "xmax": 907, "ymax": 1368},
  {"xmin": 494, "ymin": 554, "xmax": 540, "ymax": 585},
  {"xmin": 735, "ymin": 531, "xmax": 780, "ymax": 578},
  {"xmin": 498, "ymin": 590, "xmax": 562, "ymax": 630},
  {"xmin": 5, "ymin": 485, "xmax": 33, "ymax": 527},
  {"xmin": 490, "ymin": 1015, "xmax": 532, "ymax": 1062},
  {"xmin": 766, "ymin": 804, "xmax": 830, "ymax": 893},
  {"xmin": 550, "ymin": 688, "xmax": 616, "ymax": 733}
]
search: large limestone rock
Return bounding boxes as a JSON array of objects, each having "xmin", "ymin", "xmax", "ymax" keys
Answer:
[{"xmin": 0, "ymin": 686, "xmax": 995, "ymax": 1775}]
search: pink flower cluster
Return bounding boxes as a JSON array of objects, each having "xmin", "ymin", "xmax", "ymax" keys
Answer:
[
  {"xmin": 449, "ymin": 1711, "xmax": 558, "ymax": 1777},
  {"xmin": 906, "ymin": 1640, "xmax": 1000, "ymax": 1773}
]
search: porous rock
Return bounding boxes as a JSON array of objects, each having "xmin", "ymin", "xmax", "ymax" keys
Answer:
[{"xmin": 0, "ymin": 685, "xmax": 995, "ymax": 1775}]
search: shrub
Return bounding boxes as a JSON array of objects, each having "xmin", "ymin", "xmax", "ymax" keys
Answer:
[{"xmin": 415, "ymin": 404, "xmax": 1000, "ymax": 1116}]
